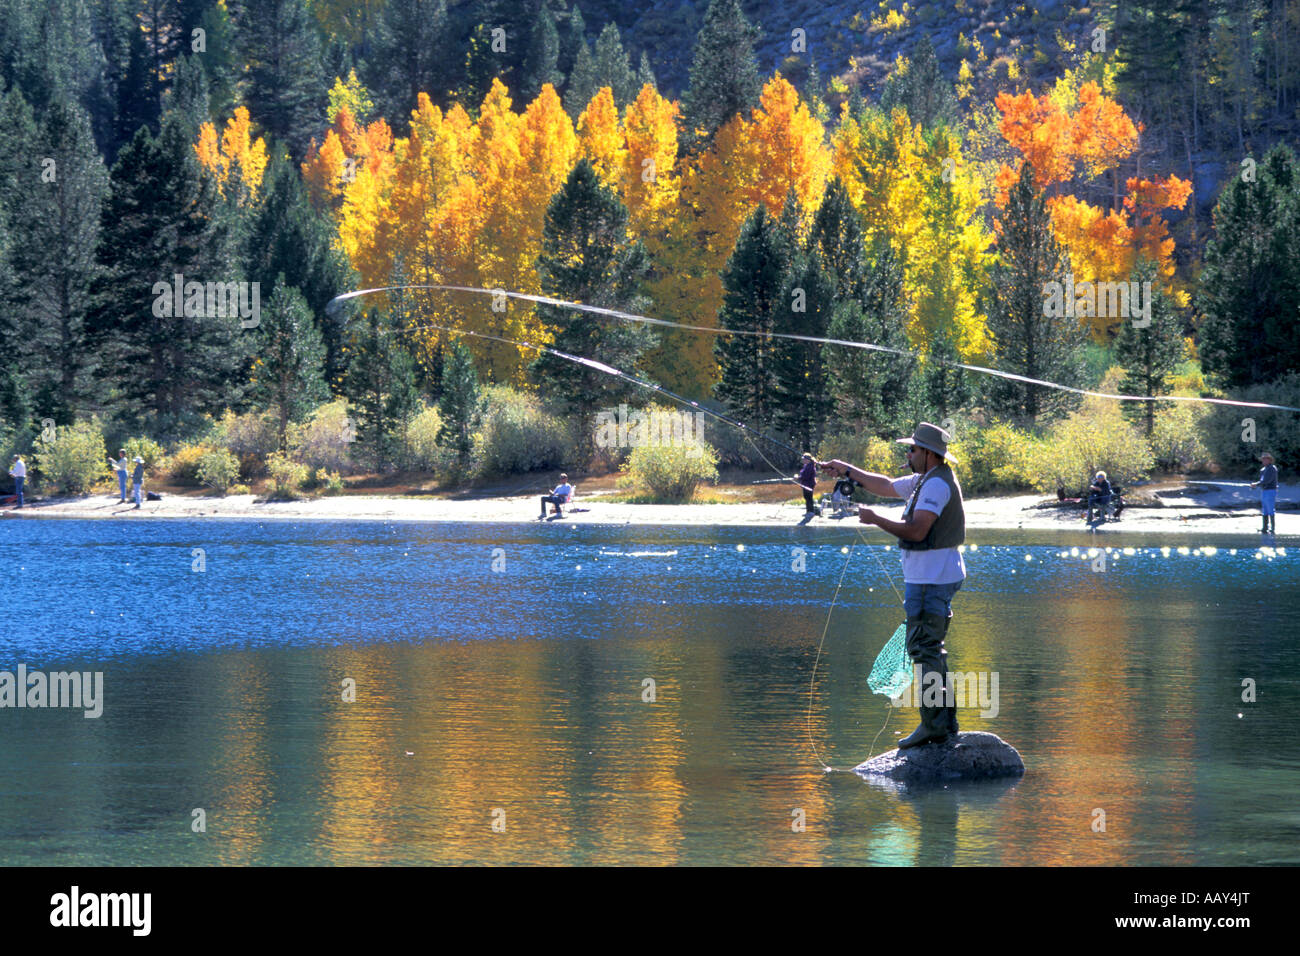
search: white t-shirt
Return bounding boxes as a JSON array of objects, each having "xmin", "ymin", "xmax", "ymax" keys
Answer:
[
  {"xmin": 9, "ymin": 459, "xmax": 25, "ymax": 478},
  {"xmin": 553, "ymin": 483, "xmax": 574, "ymax": 499},
  {"xmin": 891, "ymin": 470, "xmax": 966, "ymax": 584}
]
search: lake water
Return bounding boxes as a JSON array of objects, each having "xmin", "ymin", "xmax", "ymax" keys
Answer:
[{"xmin": 1, "ymin": 518, "xmax": 1296, "ymax": 865}]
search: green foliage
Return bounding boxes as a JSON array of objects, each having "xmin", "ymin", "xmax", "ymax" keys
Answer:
[
  {"xmin": 437, "ymin": 341, "xmax": 483, "ymax": 469},
  {"xmin": 623, "ymin": 435, "xmax": 720, "ymax": 502},
  {"xmin": 985, "ymin": 162, "xmax": 1086, "ymax": 424},
  {"xmin": 951, "ymin": 422, "xmax": 1046, "ymax": 494},
  {"xmin": 206, "ymin": 410, "xmax": 278, "ymax": 477},
  {"xmin": 1198, "ymin": 372, "xmax": 1300, "ymax": 476},
  {"xmin": 266, "ymin": 452, "xmax": 309, "ymax": 499},
  {"xmin": 1198, "ymin": 144, "xmax": 1300, "ymax": 390},
  {"xmin": 197, "ymin": 448, "xmax": 241, "ymax": 493},
  {"xmin": 228, "ymin": 483, "xmax": 251, "ymax": 495},
  {"xmin": 880, "ymin": 34, "xmax": 957, "ymax": 129},
  {"xmin": 122, "ymin": 436, "xmax": 165, "ymax": 469},
  {"xmin": 406, "ymin": 404, "xmax": 454, "ymax": 473},
  {"xmin": 166, "ymin": 443, "xmax": 214, "ymax": 485},
  {"xmin": 32, "ymin": 417, "xmax": 108, "ymax": 495},
  {"xmin": 816, "ymin": 432, "xmax": 902, "ymax": 482},
  {"xmin": 1042, "ymin": 399, "xmax": 1154, "ymax": 493},
  {"xmin": 475, "ymin": 386, "xmax": 576, "ymax": 477},
  {"xmin": 289, "ymin": 399, "xmax": 356, "ymax": 473},
  {"xmin": 252, "ymin": 279, "xmax": 330, "ymax": 449},
  {"xmin": 681, "ymin": 0, "xmax": 762, "ymax": 144},
  {"xmin": 1148, "ymin": 403, "xmax": 1212, "ymax": 473},
  {"xmin": 1114, "ymin": 260, "xmax": 1186, "ymax": 436}
]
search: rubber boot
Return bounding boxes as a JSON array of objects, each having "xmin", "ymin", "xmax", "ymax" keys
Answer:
[
  {"xmin": 898, "ymin": 613, "xmax": 954, "ymax": 748},
  {"xmin": 942, "ymin": 613, "xmax": 959, "ymax": 736},
  {"xmin": 1262, "ymin": 515, "xmax": 1269, "ymax": 533}
]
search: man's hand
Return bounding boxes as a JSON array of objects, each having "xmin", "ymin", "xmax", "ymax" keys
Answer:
[{"xmin": 858, "ymin": 506, "xmax": 879, "ymax": 526}]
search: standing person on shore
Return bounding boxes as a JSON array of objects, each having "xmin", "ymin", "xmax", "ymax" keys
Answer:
[
  {"xmin": 1250, "ymin": 452, "xmax": 1278, "ymax": 534},
  {"xmin": 8, "ymin": 454, "xmax": 25, "ymax": 508},
  {"xmin": 797, "ymin": 452, "xmax": 819, "ymax": 517},
  {"xmin": 109, "ymin": 449, "xmax": 128, "ymax": 502},
  {"xmin": 820, "ymin": 422, "xmax": 966, "ymax": 748},
  {"xmin": 130, "ymin": 456, "xmax": 145, "ymax": 510}
]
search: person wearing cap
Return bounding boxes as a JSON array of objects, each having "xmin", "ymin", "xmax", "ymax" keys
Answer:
[
  {"xmin": 109, "ymin": 449, "xmax": 129, "ymax": 502},
  {"xmin": 820, "ymin": 422, "xmax": 966, "ymax": 748},
  {"xmin": 1250, "ymin": 452, "xmax": 1278, "ymax": 534},
  {"xmin": 540, "ymin": 473, "xmax": 574, "ymax": 518},
  {"xmin": 130, "ymin": 456, "xmax": 146, "ymax": 509},
  {"xmin": 8, "ymin": 454, "xmax": 25, "ymax": 508},
  {"xmin": 796, "ymin": 452, "xmax": 819, "ymax": 516}
]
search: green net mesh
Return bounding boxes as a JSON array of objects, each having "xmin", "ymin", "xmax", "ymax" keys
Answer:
[{"xmin": 868, "ymin": 623, "xmax": 913, "ymax": 698}]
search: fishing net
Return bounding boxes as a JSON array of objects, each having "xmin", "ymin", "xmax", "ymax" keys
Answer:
[{"xmin": 868, "ymin": 623, "xmax": 913, "ymax": 698}]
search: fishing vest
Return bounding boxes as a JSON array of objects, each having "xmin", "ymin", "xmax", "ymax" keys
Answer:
[{"xmin": 899, "ymin": 464, "xmax": 966, "ymax": 551}]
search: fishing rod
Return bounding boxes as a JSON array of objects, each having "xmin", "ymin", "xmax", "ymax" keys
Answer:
[
  {"xmin": 323, "ymin": 288, "xmax": 938, "ymax": 771},
  {"xmin": 327, "ymin": 284, "xmax": 1300, "ymax": 414}
]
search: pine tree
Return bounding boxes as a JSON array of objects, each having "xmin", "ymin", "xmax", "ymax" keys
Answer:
[
  {"xmin": 437, "ymin": 339, "xmax": 484, "ymax": 470},
  {"xmin": 823, "ymin": 240, "xmax": 915, "ymax": 435},
  {"xmin": 239, "ymin": 0, "xmax": 325, "ymax": 159},
  {"xmin": 19, "ymin": 97, "xmax": 110, "ymax": 424},
  {"xmin": 343, "ymin": 307, "xmax": 418, "ymax": 470},
  {"xmin": 880, "ymin": 34, "xmax": 957, "ymax": 129},
  {"xmin": 521, "ymin": 0, "xmax": 562, "ymax": 102},
  {"xmin": 1115, "ymin": 260, "xmax": 1185, "ymax": 437},
  {"xmin": 369, "ymin": 0, "xmax": 450, "ymax": 130},
  {"xmin": 808, "ymin": 177, "xmax": 865, "ymax": 301},
  {"xmin": 563, "ymin": 37, "xmax": 598, "ymax": 119},
  {"xmin": 251, "ymin": 278, "xmax": 329, "ymax": 449},
  {"xmin": 1198, "ymin": 143, "xmax": 1300, "ymax": 390},
  {"xmin": 773, "ymin": 252, "xmax": 834, "ymax": 450},
  {"xmin": 87, "ymin": 115, "xmax": 248, "ymax": 439},
  {"xmin": 244, "ymin": 153, "xmax": 356, "ymax": 390},
  {"xmin": 922, "ymin": 326, "xmax": 971, "ymax": 423},
  {"xmin": 558, "ymin": 4, "xmax": 586, "ymax": 80},
  {"xmin": 591, "ymin": 22, "xmax": 636, "ymax": 108},
  {"xmin": 636, "ymin": 51, "xmax": 656, "ymax": 94},
  {"xmin": 681, "ymin": 0, "xmax": 761, "ymax": 146},
  {"xmin": 985, "ymin": 162, "xmax": 1086, "ymax": 424},
  {"xmin": 529, "ymin": 159, "xmax": 656, "ymax": 454},
  {"xmin": 714, "ymin": 204, "xmax": 787, "ymax": 431}
]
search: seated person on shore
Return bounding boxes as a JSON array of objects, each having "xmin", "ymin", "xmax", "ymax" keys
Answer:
[
  {"xmin": 831, "ymin": 474, "xmax": 858, "ymax": 512},
  {"xmin": 540, "ymin": 474, "xmax": 574, "ymax": 517},
  {"xmin": 1086, "ymin": 471, "xmax": 1112, "ymax": 519}
]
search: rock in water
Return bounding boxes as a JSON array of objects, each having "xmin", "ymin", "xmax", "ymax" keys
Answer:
[{"xmin": 854, "ymin": 732, "xmax": 1025, "ymax": 785}]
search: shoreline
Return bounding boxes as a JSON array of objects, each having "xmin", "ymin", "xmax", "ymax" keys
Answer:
[{"xmin": 3, "ymin": 481, "xmax": 1294, "ymax": 537}]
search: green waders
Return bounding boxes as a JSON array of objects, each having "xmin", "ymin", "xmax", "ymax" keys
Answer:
[{"xmin": 899, "ymin": 611, "xmax": 959, "ymax": 747}]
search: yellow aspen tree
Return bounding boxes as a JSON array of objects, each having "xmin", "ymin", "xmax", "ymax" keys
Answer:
[{"xmin": 576, "ymin": 86, "xmax": 625, "ymax": 189}]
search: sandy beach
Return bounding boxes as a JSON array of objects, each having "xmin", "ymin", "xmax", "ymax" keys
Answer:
[{"xmin": 4, "ymin": 479, "xmax": 1294, "ymax": 536}]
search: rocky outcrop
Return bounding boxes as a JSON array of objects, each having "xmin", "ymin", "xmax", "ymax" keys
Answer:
[{"xmin": 853, "ymin": 731, "xmax": 1025, "ymax": 785}]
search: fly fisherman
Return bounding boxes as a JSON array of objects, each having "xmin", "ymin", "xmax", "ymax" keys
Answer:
[
  {"xmin": 821, "ymin": 422, "xmax": 966, "ymax": 748},
  {"xmin": 796, "ymin": 452, "xmax": 819, "ymax": 517},
  {"xmin": 1250, "ymin": 452, "xmax": 1278, "ymax": 534}
]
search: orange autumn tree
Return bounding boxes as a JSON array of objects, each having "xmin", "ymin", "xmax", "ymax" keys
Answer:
[
  {"xmin": 653, "ymin": 74, "xmax": 831, "ymax": 395},
  {"xmin": 994, "ymin": 82, "xmax": 1192, "ymax": 336},
  {"xmin": 302, "ymin": 105, "xmax": 394, "ymax": 213},
  {"xmin": 194, "ymin": 106, "xmax": 269, "ymax": 203}
]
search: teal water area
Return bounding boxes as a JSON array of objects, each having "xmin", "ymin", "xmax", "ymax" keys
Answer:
[{"xmin": 0, "ymin": 518, "xmax": 1296, "ymax": 865}]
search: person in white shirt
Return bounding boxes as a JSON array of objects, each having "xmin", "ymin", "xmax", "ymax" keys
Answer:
[
  {"xmin": 821, "ymin": 422, "xmax": 966, "ymax": 749},
  {"xmin": 109, "ymin": 449, "xmax": 129, "ymax": 502},
  {"xmin": 8, "ymin": 454, "xmax": 26, "ymax": 508},
  {"xmin": 540, "ymin": 473, "xmax": 574, "ymax": 518}
]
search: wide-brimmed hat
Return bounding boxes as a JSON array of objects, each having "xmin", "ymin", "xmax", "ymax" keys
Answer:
[
  {"xmin": 895, "ymin": 422, "xmax": 957, "ymax": 464},
  {"xmin": 133, "ymin": 456, "xmax": 144, "ymax": 463},
  {"xmin": 801, "ymin": 452, "xmax": 813, "ymax": 460}
]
